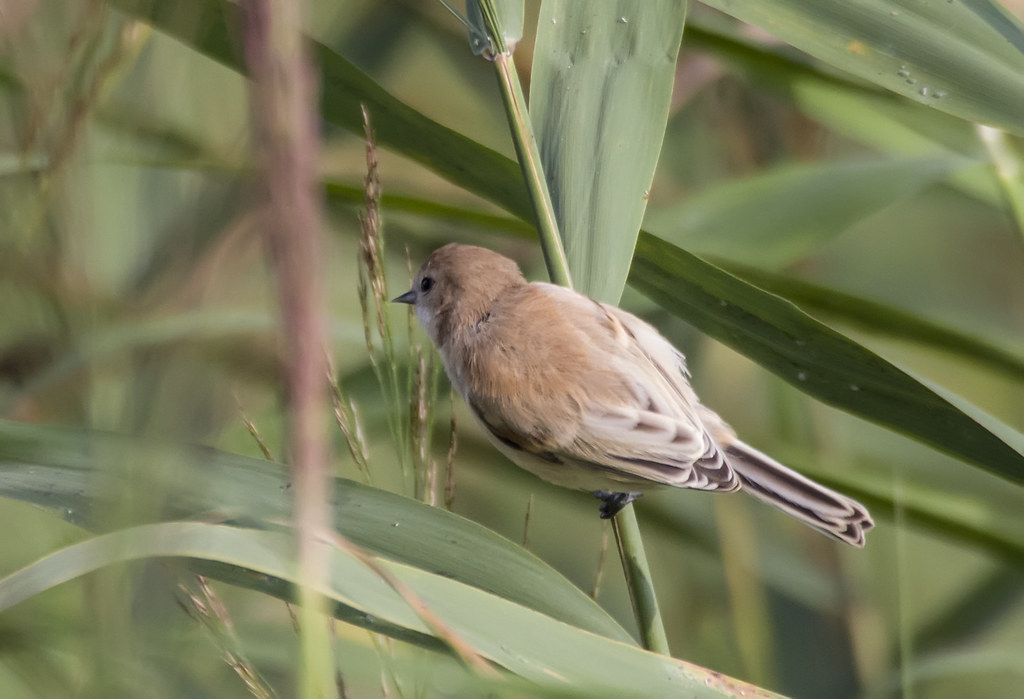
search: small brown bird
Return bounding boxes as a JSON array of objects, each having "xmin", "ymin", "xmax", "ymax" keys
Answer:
[{"xmin": 395, "ymin": 243, "xmax": 873, "ymax": 547}]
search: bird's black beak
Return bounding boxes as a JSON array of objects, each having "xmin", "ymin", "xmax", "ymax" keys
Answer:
[{"xmin": 393, "ymin": 289, "xmax": 416, "ymax": 305}]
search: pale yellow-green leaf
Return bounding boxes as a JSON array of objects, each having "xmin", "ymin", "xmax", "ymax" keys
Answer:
[{"xmin": 530, "ymin": 1, "xmax": 686, "ymax": 303}]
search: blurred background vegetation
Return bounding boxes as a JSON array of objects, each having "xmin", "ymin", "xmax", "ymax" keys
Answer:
[{"xmin": 1, "ymin": 1, "xmax": 1023, "ymax": 697}]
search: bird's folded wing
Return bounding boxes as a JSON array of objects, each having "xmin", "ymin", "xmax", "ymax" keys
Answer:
[
  {"xmin": 571, "ymin": 404, "xmax": 739, "ymax": 490},
  {"xmin": 565, "ymin": 299, "xmax": 740, "ymax": 491},
  {"xmin": 475, "ymin": 283, "xmax": 739, "ymax": 491}
]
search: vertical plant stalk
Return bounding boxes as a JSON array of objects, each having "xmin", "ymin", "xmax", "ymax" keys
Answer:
[
  {"xmin": 476, "ymin": 2, "xmax": 571, "ymax": 288},
  {"xmin": 612, "ymin": 506, "xmax": 670, "ymax": 655},
  {"xmin": 359, "ymin": 107, "xmax": 418, "ymax": 497},
  {"xmin": 590, "ymin": 526, "xmax": 610, "ymax": 600},
  {"xmin": 243, "ymin": 2, "xmax": 335, "ymax": 698},
  {"xmin": 893, "ymin": 473, "xmax": 915, "ymax": 699},
  {"xmin": 444, "ymin": 388, "xmax": 459, "ymax": 510},
  {"xmin": 714, "ymin": 496, "xmax": 773, "ymax": 684},
  {"xmin": 475, "ymin": 0, "xmax": 668, "ymax": 655}
]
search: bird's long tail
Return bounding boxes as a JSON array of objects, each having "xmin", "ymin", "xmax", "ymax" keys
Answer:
[{"xmin": 724, "ymin": 441, "xmax": 873, "ymax": 547}]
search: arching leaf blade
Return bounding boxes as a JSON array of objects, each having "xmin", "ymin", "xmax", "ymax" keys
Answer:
[
  {"xmin": 629, "ymin": 233, "xmax": 1024, "ymax": 485},
  {"xmin": 530, "ymin": 1, "xmax": 685, "ymax": 302},
  {"xmin": 0, "ymin": 522, "xmax": 776, "ymax": 698},
  {"xmin": 699, "ymin": 0, "xmax": 1024, "ymax": 134},
  {"xmin": 0, "ymin": 419, "xmax": 632, "ymax": 644}
]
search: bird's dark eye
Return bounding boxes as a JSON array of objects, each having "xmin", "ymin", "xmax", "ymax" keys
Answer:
[{"xmin": 420, "ymin": 276, "xmax": 435, "ymax": 293}]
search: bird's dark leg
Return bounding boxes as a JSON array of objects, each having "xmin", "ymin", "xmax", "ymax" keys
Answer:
[{"xmin": 594, "ymin": 490, "xmax": 643, "ymax": 519}]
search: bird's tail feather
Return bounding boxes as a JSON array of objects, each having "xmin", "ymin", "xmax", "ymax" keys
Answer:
[{"xmin": 724, "ymin": 441, "xmax": 873, "ymax": 547}]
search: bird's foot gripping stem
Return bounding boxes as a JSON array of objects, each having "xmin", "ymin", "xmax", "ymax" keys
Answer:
[{"xmin": 595, "ymin": 490, "xmax": 643, "ymax": 519}]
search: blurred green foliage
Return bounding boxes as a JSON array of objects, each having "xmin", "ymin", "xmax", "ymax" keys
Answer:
[{"xmin": 0, "ymin": 1, "xmax": 1023, "ymax": 698}]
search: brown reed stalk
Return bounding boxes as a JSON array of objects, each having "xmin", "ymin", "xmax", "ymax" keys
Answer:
[{"xmin": 243, "ymin": 0, "xmax": 335, "ymax": 695}]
